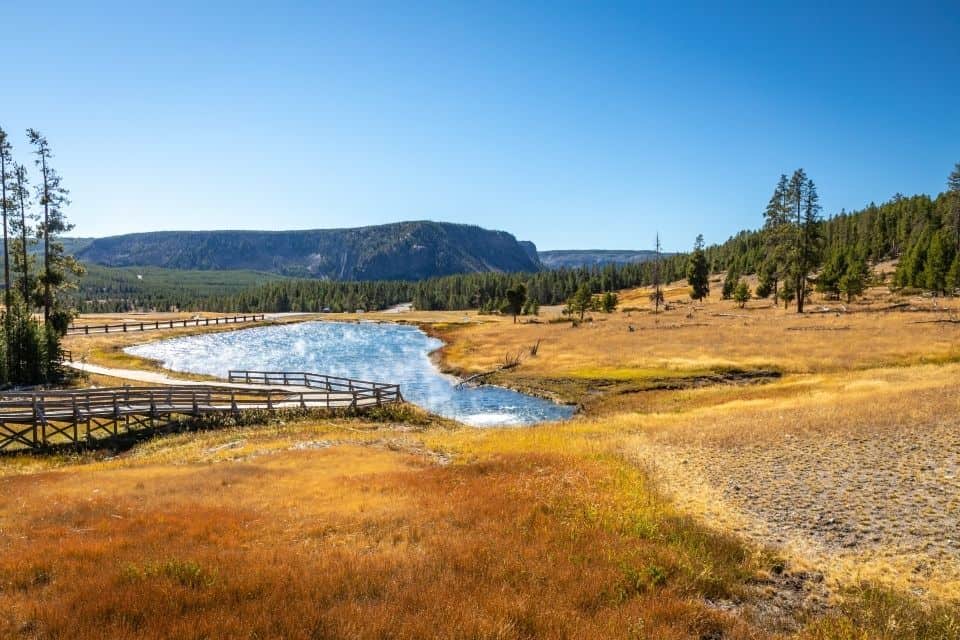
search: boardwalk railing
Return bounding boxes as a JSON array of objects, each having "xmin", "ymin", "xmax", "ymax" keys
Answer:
[
  {"xmin": 0, "ymin": 376, "xmax": 402, "ymax": 451},
  {"xmin": 66, "ymin": 314, "xmax": 265, "ymax": 336},
  {"xmin": 228, "ymin": 370, "xmax": 402, "ymax": 402}
]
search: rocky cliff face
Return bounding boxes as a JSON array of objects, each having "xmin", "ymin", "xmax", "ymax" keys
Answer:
[{"xmin": 74, "ymin": 221, "xmax": 541, "ymax": 281}]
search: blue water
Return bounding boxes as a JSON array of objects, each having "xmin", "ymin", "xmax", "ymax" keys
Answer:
[{"xmin": 125, "ymin": 321, "xmax": 573, "ymax": 427}]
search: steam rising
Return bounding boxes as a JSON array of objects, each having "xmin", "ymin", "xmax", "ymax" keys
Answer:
[{"xmin": 126, "ymin": 321, "xmax": 573, "ymax": 427}]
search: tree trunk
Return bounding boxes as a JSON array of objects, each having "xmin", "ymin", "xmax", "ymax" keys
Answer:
[
  {"xmin": 41, "ymin": 154, "xmax": 50, "ymax": 325},
  {"xmin": 17, "ymin": 179, "xmax": 28, "ymax": 304},
  {"xmin": 1, "ymin": 153, "xmax": 9, "ymax": 307}
]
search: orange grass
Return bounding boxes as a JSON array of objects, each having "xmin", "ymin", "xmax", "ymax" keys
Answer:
[{"xmin": 0, "ymin": 443, "xmax": 767, "ymax": 639}]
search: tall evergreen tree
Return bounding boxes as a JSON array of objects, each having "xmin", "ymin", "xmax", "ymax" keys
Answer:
[
  {"xmin": 0, "ymin": 128, "xmax": 12, "ymax": 307},
  {"xmin": 27, "ymin": 130, "xmax": 81, "ymax": 331},
  {"xmin": 650, "ymin": 233, "xmax": 664, "ymax": 312},
  {"xmin": 795, "ymin": 178, "xmax": 823, "ymax": 312},
  {"xmin": 923, "ymin": 230, "xmax": 953, "ymax": 295},
  {"xmin": 946, "ymin": 253, "xmax": 960, "ymax": 294},
  {"xmin": 10, "ymin": 164, "xmax": 34, "ymax": 304},
  {"xmin": 762, "ymin": 174, "xmax": 790, "ymax": 302},
  {"xmin": 948, "ymin": 162, "xmax": 960, "ymax": 251},
  {"xmin": 687, "ymin": 234, "xmax": 710, "ymax": 301}
]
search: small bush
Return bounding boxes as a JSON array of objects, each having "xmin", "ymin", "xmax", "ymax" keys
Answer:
[{"xmin": 122, "ymin": 560, "xmax": 216, "ymax": 589}]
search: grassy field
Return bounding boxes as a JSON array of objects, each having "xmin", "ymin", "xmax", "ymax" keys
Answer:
[{"xmin": 3, "ymin": 282, "xmax": 960, "ymax": 638}]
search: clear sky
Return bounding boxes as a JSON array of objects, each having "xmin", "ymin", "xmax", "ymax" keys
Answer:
[{"xmin": 3, "ymin": 1, "xmax": 958, "ymax": 251}]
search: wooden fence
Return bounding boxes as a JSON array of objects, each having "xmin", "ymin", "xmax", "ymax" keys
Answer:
[
  {"xmin": 65, "ymin": 314, "xmax": 265, "ymax": 336},
  {"xmin": 228, "ymin": 370, "xmax": 402, "ymax": 399},
  {"xmin": 0, "ymin": 374, "xmax": 401, "ymax": 451}
]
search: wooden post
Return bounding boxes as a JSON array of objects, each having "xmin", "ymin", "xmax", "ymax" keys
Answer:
[
  {"xmin": 72, "ymin": 396, "xmax": 79, "ymax": 444},
  {"xmin": 32, "ymin": 394, "xmax": 39, "ymax": 448}
]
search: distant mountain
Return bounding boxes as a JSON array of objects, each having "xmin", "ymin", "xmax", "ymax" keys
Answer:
[
  {"xmin": 72, "ymin": 221, "xmax": 541, "ymax": 281},
  {"xmin": 537, "ymin": 250, "xmax": 665, "ymax": 269}
]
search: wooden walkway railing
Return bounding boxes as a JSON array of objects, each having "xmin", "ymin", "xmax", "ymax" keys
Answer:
[
  {"xmin": 0, "ymin": 374, "xmax": 401, "ymax": 451},
  {"xmin": 228, "ymin": 370, "xmax": 402, "ymax": 400},
  {"xmin": 66, "ymin": 314, "xmax": 266, "ymax": 336}
]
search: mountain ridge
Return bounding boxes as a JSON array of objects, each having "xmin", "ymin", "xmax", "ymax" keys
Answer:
[{"xmin": 72, "ymin": 221, "xmax": 542, "ymax": 281}]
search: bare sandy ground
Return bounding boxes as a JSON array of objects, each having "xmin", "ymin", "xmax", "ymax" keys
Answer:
[{"xmin": 637, "ymin": 418, "xmax": 960, "ymax": 601}]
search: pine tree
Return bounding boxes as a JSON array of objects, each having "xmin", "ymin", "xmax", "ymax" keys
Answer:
[
  {"xmin": 923, "ymin": 231, "xmax": 953, "ymax": 295},
  {"xmin": 27, "ymin": 130, "xmax": 82, "ymax": 332},
  {"xmin": 762, "ymin": 174, "xmax": 791, "ymax": 300},
  {"xmin": 722, "ymin": 268, "xmax": 738, "ymax": 299},
  {"xmin": 600, "ymin": 291, "xmax": 618, "ymax": 313},
  {"xmin": 9, "ymin": 164, "xmax": 33, "ymax": 306},
  {"xmin": 650, "ymin": 233, "xmax": 664, "ymax": 312},
  {"xmin": 687, "ymin": 234, "xmax": 710, "ymax": 301},
  {"xmin": 839, "ymin": 256, "xmax": 869, "ymax": 303},
  {"xmin": 733, "ymin": 280, "xmax": 750, "ymax": 308},
  {"xmin": 0, "ymin": 128, "xmax": 12, "ymax": 307},
  {"xmin": 793, "ymin": 176, "xmax": 823, "ymax": 312},
  {"xmin": 503, "ymin": 283, "xmax": 526, "ymax": 323},
  {"xmin": 816, "ymin": 249, "xmax": 847, "ymax": 299},
  {"xmin": 755, "ymin": 268, "xmax": 774, "ymax": 299},
  {"xmin": 568, "ymin": 284, "xmax": 593, "ymax": 321},
  {"xmin": 946, "ymin": 253, "xmax": 960, "ymax": 294},
  {"xmin": 949, "ymin": 162, "xmax": 960, "ymax": 252}
]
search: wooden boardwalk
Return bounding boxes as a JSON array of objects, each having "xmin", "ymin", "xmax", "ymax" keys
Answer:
[
  {"xmin": 66, "ymin": 314, "xmax": 265, "ymax": 336},
  {"xmin": 0, "ymin": 371, "xmax": 402, "ymax": 451}
]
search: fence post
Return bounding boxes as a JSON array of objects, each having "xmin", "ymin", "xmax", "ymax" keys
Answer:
[
  {"xmin": 85, "ymin": 325, "xmax": 89, "ymax": 335},
  {"xmin": 72, "ymin": 395, "xmax": 79, "ymax": 443},
  {"xmin": 32, "ymin": 394, "xmax": 39, "ymax": 448}
]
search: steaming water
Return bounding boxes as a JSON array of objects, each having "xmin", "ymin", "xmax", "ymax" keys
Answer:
[{"xmin": 125, "ymin": 321, "xmax": 573, "ymax": 427}]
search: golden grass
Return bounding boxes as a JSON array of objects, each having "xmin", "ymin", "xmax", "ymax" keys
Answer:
[
  {"xmin": 0, "ymin": 417, "xmax": 773, "ymax": 639},
  {"xmin": 5, "ymin": 285, "xmax": 960, "ymax": 637}
]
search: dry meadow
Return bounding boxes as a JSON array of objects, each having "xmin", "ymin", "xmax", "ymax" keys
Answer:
[{"xmin": 2, "ymin": 282, "xmax": 959, "ymax": 638}]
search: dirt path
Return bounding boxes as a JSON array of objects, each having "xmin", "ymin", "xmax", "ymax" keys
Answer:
[{"xmin": 66, "ymin": 361, "xmax": 314, "ymax": 393}]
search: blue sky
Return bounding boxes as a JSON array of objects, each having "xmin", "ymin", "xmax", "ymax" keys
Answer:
[{"xmin": 3, "ymin": 1, "xmax": 958, "ymax": 251}]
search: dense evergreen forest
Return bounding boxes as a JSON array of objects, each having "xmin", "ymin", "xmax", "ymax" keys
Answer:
[{"xmin": 72, "ymin": 162, "xmax": 960, "ymax": 314}]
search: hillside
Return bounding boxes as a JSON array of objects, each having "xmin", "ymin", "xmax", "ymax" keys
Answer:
[
  {"xmin": 70, "ymin": 265, "xmax": 289, "ymax": 312},
  {"xmin": 73, "ymin": 221, "xmax": 541, "ymax": 281},
  {"xmin": 538, "ymin": 249, "xmax": 662, "ymax": 269}
]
